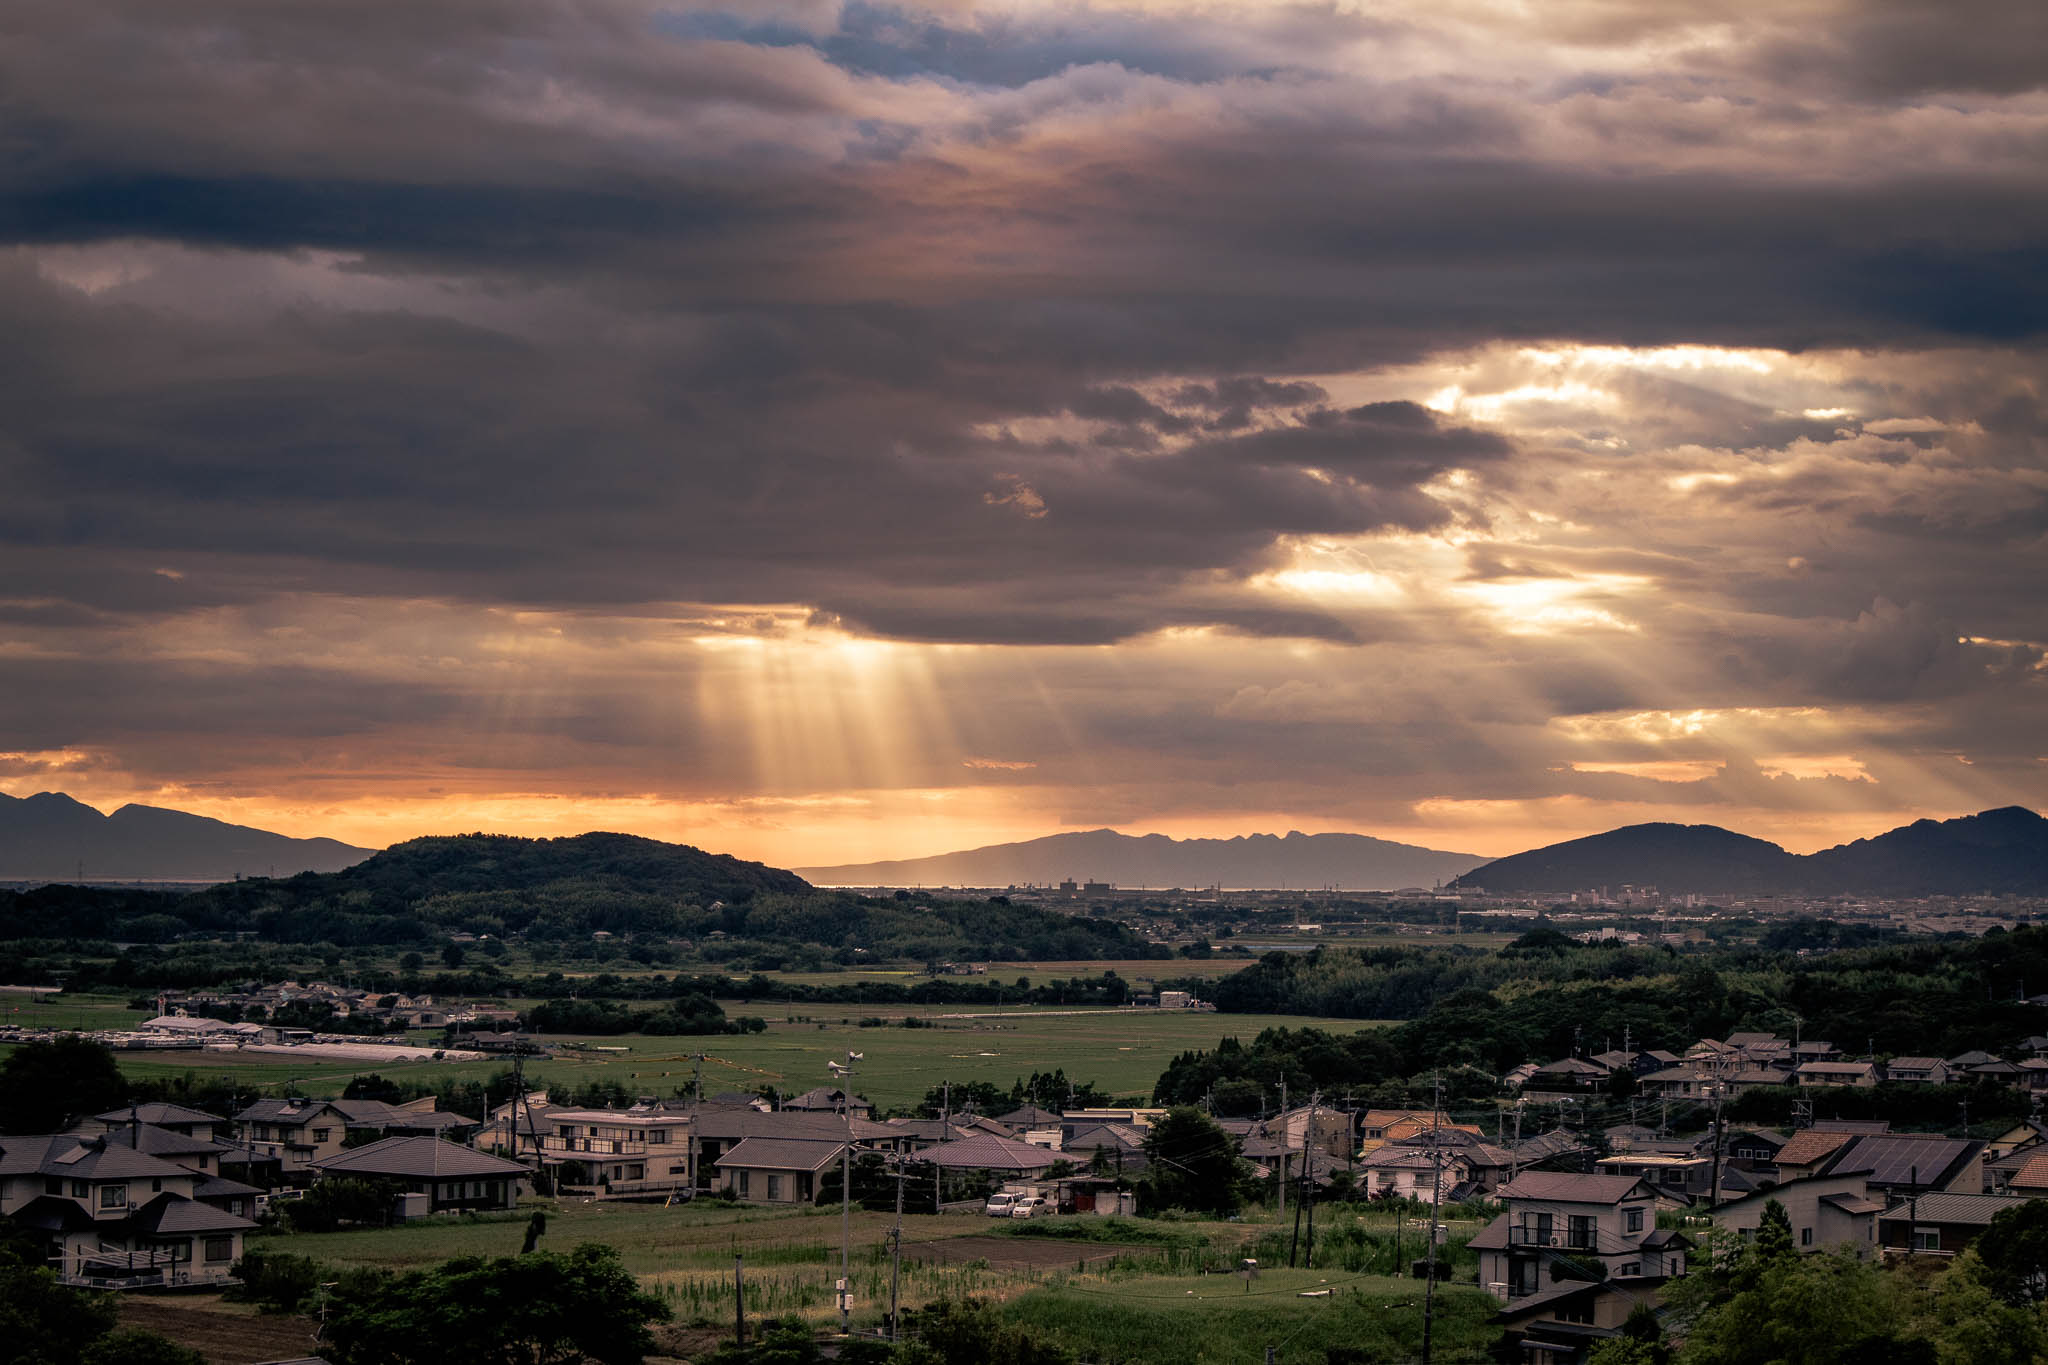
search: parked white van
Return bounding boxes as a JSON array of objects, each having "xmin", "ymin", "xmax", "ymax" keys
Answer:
[{"xmin": 985, "ymin": 1191, "xmax": 1020, "ymax": 1217}]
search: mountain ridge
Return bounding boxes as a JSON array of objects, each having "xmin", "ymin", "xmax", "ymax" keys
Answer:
[
  {"xmin": 1448, "ymin": 806, "xmax": 2048, "ymax": 896},
  {"xmin": 0, "ymin": 790, "xmax": 375, "ymax": 882},
  {"xmin": 795, "ymin": 827, "xmax": 1487, "ymax": 890}
]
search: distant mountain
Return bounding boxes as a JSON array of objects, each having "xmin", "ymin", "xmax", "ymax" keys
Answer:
[
  {"xmin": 1448, "ymin": 807, "xmax": 2048, "ymax": 896},
  {"xmin": 0, "ymin": 791, "xmax": 375, "ymax": 882},
  {"xmin": 1445, "ymin": 823, "xmax": 1801, "ymax": 896},
  {"xmin": 1802, "ymin": 806, "xmax": 2048, "ymax": 896},
  {"xmin": 794, "ymin": 828, "xmax": 1486, "ymax": 890}
]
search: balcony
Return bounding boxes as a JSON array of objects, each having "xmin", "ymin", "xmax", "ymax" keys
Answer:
[{"xmin": 542, "ymin": 1135, "xmax": 648, "ymax": 1156}]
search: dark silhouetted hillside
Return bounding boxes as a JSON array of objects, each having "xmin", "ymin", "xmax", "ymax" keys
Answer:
[
  {"xmin": 0, "ymin": 791, "xmax": 372, "ymax": 882},
  {"xmin": 1449, "ymin": 808, "xmax": 2048, "ymax": 896},
  {"xmin": 795, "ymin": 828, "xmax": 1485, "ymax": 890}
]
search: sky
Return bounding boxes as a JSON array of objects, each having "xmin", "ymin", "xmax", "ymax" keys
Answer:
[{"xmin": 2, "ymin": 0, "xmax": 2045, "ymax": 867}]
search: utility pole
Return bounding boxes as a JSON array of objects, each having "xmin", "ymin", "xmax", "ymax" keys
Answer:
[
  {"xmin": 1277, "ymin": 1079, "xmax": 1288, "ymax": 1225},
  {"xmin": 1303, "ymin": 1092, "xmax": 1320, "ymax": 1270},
  {"xmin": 734, "ymin": 1254, "xmax": 746, "ymax": 1347},
  {"xmin": 1708, "ymin": 1083, "xmax": 1725, "ymax": 1210},
  {"xmin": 1422, "ymin": 1072, "xmax": 1444, "ymax": 1365},
  {"xmin": 935, "ymin": 1080, "xmax": 949, "ymax": 1215},
  {"xmin": 890, "ymin": 1148, "xmax": 906, "ymax": 1340},
  {"xmin": 829, "ymin": 1050, "xmax": 863, "ymax": 1334}
]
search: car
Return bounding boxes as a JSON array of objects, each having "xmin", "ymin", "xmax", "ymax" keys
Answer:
[
  {"xmin": 1010, "ymin": 1195, "xmax": 1052, "ymax": 1218},
  {"xmin": 984, "ymin": 1192, "xmax": 1019, "ymax": 1218}
]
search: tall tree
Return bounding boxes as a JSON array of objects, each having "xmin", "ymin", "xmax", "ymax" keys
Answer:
[
  {"xmin": 0, "ymin": 1034, "xmax": 129, "ymax": 1133},
  {"xmin": 1139, "ymin": 1106, "xmax": 1248, "ymax": 1216}
]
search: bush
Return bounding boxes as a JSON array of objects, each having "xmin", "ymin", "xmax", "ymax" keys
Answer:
[{"xmin": 228, "ymin": 1249, "xmax": 323, "ymax": 1314}]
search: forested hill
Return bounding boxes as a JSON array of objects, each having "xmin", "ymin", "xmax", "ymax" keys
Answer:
[
  {"xmin": 172, "ymin": 831, "xmax": 809, "ymax": 941},
  {"xmin": 0, "ymin": 832, "xmax": 1158, "ymax": 961},
  {"xmin": 1450, "ymin": 807, "xmax": 2048, "ymax": 895}
]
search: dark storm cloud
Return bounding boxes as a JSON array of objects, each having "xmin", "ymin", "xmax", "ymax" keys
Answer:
[{"xmin": 0, "ymin": 0, "xmax": 2043, "ymax": 850}]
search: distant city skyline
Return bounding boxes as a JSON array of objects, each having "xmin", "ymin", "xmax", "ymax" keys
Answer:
[{"xmin": 2, "ymin": 2, "xmax": 2043, "ymax": 868}]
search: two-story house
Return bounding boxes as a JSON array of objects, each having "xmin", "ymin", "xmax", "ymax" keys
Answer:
[
  {"xmin": 538, "ymin": 1106, "xmax": 694, "ymax": 1198},
  {"xmin": 233, "ymin": 1098, "xmax": 355, "ymax": 1175},
  {"xmin": 0, "ymin": 1134, "xmax": 255, "ymax": 1286},
  {"xmin": 1471, "ymin": 1172, "xmax": 1688, "ymax": 1302}
]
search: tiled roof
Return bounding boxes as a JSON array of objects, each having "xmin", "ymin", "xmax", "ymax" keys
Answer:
[
  {"xmin": 95, "ymin": 1103, "xmax": 225, "ymax": 1127},
  {"xmin": 1497, "ymin": 1171, "xmax": 1647, "ymax": 1203},
  {"xmin": 2008, "ymin": 1152, "xmax": 2048, "ymax": 1191},
  {"xmin": 1879, "ymin": 1192, "xmax": 2027, "ymax": 1225},
  {"xmin": 313, "ymin": 1135, "xmax": 529, "ymax": 1180},
  {"xmin": 130, "ymin": 1192, "xmax": 258, "ymax": 1235},
  {"xmin": 924, "ymin": 1133, "xmax": 1060, "ymax": 1172},
  {"xmin": 714, "ymin": 1137, "xmax": 848, "ymax": 1172},
  {"xmin": 1774, "ymin": 1130, "xmax": 1855, "ymax": 1169},
  {"xmin": 0, "ymin": 1134, "xmax": 192, "ymax": 1182},
  {"xmin": 103, "ymin": 1125, "xmax": 230, "ymax": 1160}
]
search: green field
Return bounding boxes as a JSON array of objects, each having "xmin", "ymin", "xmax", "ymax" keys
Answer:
[
  {"xmin": 14, "ymin": 995, "xmax": 1395, "ymax": 1109},
  {"xmin": 1004, "ymin": 1270, "xmax": 1499, "ymax": 1364},
  {"xmin": 251, "ymin": 1200, "xmax": 1499, "ymax": 1361},
  {"xmin": 0, "ymin": 988, "xmax": 152, "ymax": 1032}
]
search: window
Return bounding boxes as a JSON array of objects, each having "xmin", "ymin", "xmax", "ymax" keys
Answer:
[
  {"xmin": 648, "ymin": 1129, "xmax": 669, "ymax": 1144},
  {"xmin": 1801, "ymin": 1227, "xmax": 1814, "ymax": 1247},
  {"xmin": 1568, "ymin": 1215, "xmax": 1597, "ymax": 1250},
  {"xmin": 1620, "ymin": 1263, "xmax": 1641, "ymax": 1277},
  {"xmin": 1913, "ymin": 1228, "xmax": 1941, "ymax": 1252},
  {"xmin": 311, "ymin": 1128, "xmax": 331, "ymax": 1143},
  {"xmin": 1625, "ymin": 1207, "xmax": 1645, "ymax": 1234},
  {"xmin": 99, "ymin": 1185, "xmax": 128, "ymax": 1210},
  {"xmin": 1557, "ymin": 1301, "xmax": 1595, "ymax": 1325},
  {"xmin": 152, "ymin": 1179, "xmax": 163, "ymax": 1192},
  {"xmin": 737, "ymin": 1171, "xmax": 750, "ymax": 1197},
  {"xmin": 45, "ymin": 1178, "xmax": 61, "ymax": 1195},
  {"xmin": 768, "ymin": 1174, "xmax": 783, "ymax": 1201},
  {"xmin": 204, "ymin": 1236, "xmax": 234, "ymax": 1263},
  {"xmin": 72, "ymin": 1180, "xmax": 90, "ymax": 1199}
]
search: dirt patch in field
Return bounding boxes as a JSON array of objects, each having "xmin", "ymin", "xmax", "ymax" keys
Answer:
[
  {"xmin": 118, "ymin": 1295, "xmax": 324, "ymax": 1365},
  {"xmin": 908, "ymin": 1234, "xmax": 1155, "ymax": 1271}
]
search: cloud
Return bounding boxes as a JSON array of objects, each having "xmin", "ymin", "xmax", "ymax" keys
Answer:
[{"xmin": 0, "ymin": 2, "xmax": 2042, "ymax": 859}]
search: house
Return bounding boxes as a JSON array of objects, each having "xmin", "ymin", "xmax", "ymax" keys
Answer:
[
  {"xmin": 233, "ymin": 1099, "xmax": 356, "ymax": 1174},
  {"xmin": 1059, "ymin": 1109, "xmax": 1165, "ymax": 1144},
  {"xmin": 1524, "ymin": 1059, "xmax": 1611, "ymax": 1094},
  {"xmin": 1795, "ymin": 1062, "xmax": 1878, "ymax": 1088},
  {"xmin": 1878, "ymin": 1192, "xmax": 2029, "ymax": 1258},
  {"xmin": 1356, "ymin": 1109, "xmax": 1482, "ymax": 1155},
  {"xmin": 1775, "ymin": 1130, "xmax": 1985, "ymax": 1199},
  {"xmin": 1883, "ymin": 1057, "xmax": 1953, "ymax": 1086},
  {"xmin": 1494, "ymin": 1277, "xmax": 1672, "ymax": 1365},
  {"xmin": 0, "ymin": 1134, "xmax": 256, "ymax": 1286},
  {"xmin": 780, "ymin": 1087, "xmax": 875, "ymax": 1116},
  {"xmin": 1063, "ymin": 1123, "xmax": 1148, "ymax": 1175},
  {"xmin": 310, "ymin": 1136, "xmax": 530, "ymax": 1215},
  {"xmin": 1595, "ymin": 1153, "xmax": 1717, "ymax": 1203},
  {"xmin": 922, "ymin": 1133, "xmax": 1061, "ymax": 1179},
  {"xmin": 691, "ymin": 1104, "xmax": 898, "ymax": 1196},
  {"xmin": 713, "ymin": 1137, "xmax": 848, "ymax": 1203},
  {"xmin": 88, "ymin": 1104, "xmax": 227, "ymax": 1142},
  {"xmin": 1712, "ymin": 1171, "xmax": 1883, "ymax": 1256},
  {"xmin": 1470, "ymin": 1172, "xmax": 1688, "ymax": 1302},
  {"xmin": 1359, "ymin": 1142, "xmax": 1478, "ymax": 1202},
  {"xmin": 535, "ymin": 1106, "xmax": 693, "ymax": 1198}
]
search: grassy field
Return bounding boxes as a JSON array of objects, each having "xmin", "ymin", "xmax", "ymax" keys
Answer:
[
  {"xmin": 0, "ymin": 988, "xmax": 151, "ymax": 1032},
  {"xmin": 30, "ymin": 1002, "xmax": 1396, "ymax": 1109},
  {"xmin": 1004, "ymin": 1270, "xmax": 1500, "ymax": 1364},
  {"xmin": 250, "ymin": 1200, "xmax": 1499, "ymax": 1362}
]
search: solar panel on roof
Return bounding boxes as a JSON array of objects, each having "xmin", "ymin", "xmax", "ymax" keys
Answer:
[{"xmin": 53, "ymin": 1145, "xmax": 91, "ymax": 1164}]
